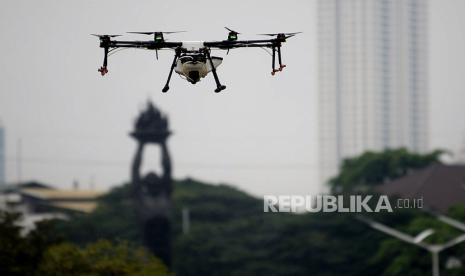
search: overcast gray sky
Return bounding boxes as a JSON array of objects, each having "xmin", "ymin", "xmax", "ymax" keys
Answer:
[{"xmin": 0, "ymin": 0, "xmax": 464, "ymax": 196}]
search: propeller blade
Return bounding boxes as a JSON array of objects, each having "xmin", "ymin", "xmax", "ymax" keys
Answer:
[
  {"xmin": 127, "ymin": 31, "xmax": 186, "ymax": 35},
  {"xmin": 127, "ymin": 32, "xmax": 154, "ymax": 35},
  {"xmin": 284, "ymin": 34, "xmax": 299, "ymax": 39},
  {"xmin": 91, "ymin": 34, "xmax": 121, "ymax": 38},
  {"xmin": 163, "ymin": 31, "xmax": 186, "ymax": 34},
  {"xmin": 225, "ymin": 27, "xmax": 240, "ymax": 34},
  {"xmin": 284, "ymin": 32, "xmax": 302, "ymax": 37},
  {"xmin": 258, "ymin": 32, "xmax": 302, "ymax": 36}
]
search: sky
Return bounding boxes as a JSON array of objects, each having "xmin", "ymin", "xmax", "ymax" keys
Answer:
[{"xmin": 0, "ymin": 0, "xmax": 464, "ymax": 197}]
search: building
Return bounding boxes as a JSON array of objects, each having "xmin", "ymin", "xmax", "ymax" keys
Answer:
[
  {"xmin": 0, "ymin": 122, "xmax": 5, "ymax": 186},
  {"xmin": 376, "ymin": 164, "xmax": 465, "ymax": 213},
  {"xmin": 455, "ymin": 133, "xmax": 465, "ymax": 164},
  {"xmin": 0, "ymin": 181, "xmax": 104, "ymax": 234},
  {"xmin": 318, "ymin": 0, "xmax": 429, "ymax": 184}
]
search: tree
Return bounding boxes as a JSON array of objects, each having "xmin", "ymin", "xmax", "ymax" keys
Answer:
[
  {"xmin": 370, "ymin": 206, "xmax": 465, "ymax": 276},
  {"xmin": 0, "ymin": 211, "xmax": 171, "ymax": 275},
  {"xmin": 38, "ymin": 240, "xmax": 172, "ymax": 276},
  {"xmin": 0, "ymin": 211, "xmax": 63, "ymax": 275},
  {"xmin": 328, "ymin": 148, "xmax": 443, "ymax": 193}
]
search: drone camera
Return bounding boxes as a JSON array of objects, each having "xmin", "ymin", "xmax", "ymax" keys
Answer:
[{"xmin": 188, "ymin": 71, "xmax": 200, "ymax": 84}]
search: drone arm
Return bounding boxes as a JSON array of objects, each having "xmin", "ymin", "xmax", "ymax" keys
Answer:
[
  {"xmin": 205, "ymin": 39, "xmax": 288, "ymax": 75},
  {"xmin": 97, "ymin": 39, "xmax": 182, "ymax": 76},
  {"xmin": 204, "ymin": 38, "xmax": 278, "ymax": 48},
  {"xmin": 107, "ymin": 40, "xmax": 183, "ymax": 49}
]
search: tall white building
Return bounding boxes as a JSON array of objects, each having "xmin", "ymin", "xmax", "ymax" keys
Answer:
[{"xmin": 318, "ymin": 0, "xmax": 429, "ymax": 183}]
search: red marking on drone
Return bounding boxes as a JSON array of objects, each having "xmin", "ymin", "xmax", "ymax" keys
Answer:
[{"xmin": 98, "ymin": 66, "xmax": 108, "ymax": 76}]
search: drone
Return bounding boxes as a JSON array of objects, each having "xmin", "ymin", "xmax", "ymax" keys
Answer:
[{"xmin": 92, "ymin": 28, "xmax": 300, "ymax": 93}]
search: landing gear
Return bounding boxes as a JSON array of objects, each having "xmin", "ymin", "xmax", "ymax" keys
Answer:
[
  {"xmin": 271, "ymin": 45, "xmax": 286, "ymax": 76},
  {"xmin": 215, "ymin": 85, "xmax": 227, "ymax": 93},
  {"xmin": 206, "ymin": 49, "xmax": 226, "ymax": 93},
  {"xmin": 98, "ymin": 46, "xmax": 109, "ymax": 76},
  {"xmin": 162, "ymin": 48, "xmax": 181, "ymax": 93}
]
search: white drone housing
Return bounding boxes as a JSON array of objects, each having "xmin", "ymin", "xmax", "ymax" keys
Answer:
[
  {"xmin": 181, "ymin": 41, "xmax": 205, "ymax": 51},
  {"xmin": 174, "ymin": 45, "xmax": 223, "ymax": 84}
]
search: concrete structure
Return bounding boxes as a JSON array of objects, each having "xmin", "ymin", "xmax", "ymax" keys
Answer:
[{"xmin": 318, "ymin": 0, "xmax": 429, "ymax": 183}]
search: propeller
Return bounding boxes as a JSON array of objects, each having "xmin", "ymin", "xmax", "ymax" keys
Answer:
[
  {"xmin": 127, "ymin": 31, "xmax": 186, "ymax": 35},
  {"xmin": 91, "ymin": 34, "xmax": 121, "ymax": 38},
  {"xmin": 224, "ymin": 27, "xmax": 240, "ymax": 34},
  {"xmin": 258, "ymin": 32, "xmax": 302, "ymax": 38},
  {"xmin": 225, "ymin": 27, "xmax": 240, "ymax": 45}
]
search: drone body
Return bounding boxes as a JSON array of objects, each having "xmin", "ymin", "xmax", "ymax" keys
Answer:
[
  {"xmin": 174, "ymin": 42, "xmax": 223, "ymax": 85},
  {"xmin": 93, "ymin": 29, "xmax": 300, "ymax": 93}
]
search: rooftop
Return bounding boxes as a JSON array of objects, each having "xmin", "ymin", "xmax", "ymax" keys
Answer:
[
  {"xmin": 20, "ymin": 188, "xmax": 104, "ymax": 201},
  {"xmin": 376, "ymin": 164, "xmax": 465, "ymax": 213}
]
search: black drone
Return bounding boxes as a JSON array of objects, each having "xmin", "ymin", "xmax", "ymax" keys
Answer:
[{"xmin": 92, "ymin": 28, "xmax": 300, "ymax": 93}]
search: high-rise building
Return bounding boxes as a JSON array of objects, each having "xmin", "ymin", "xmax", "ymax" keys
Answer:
[
  {"xmin": 0, "ymin": 122, "xmax": 5, "ymax": 186},
  {"xmin": 318, "ymin": 0, "xmax": 429, "ymax": 183}
]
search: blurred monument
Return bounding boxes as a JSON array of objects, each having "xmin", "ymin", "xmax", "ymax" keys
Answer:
[{"xmin": 130, "ymin": 101, "xmax": 172, "ymax": 268}]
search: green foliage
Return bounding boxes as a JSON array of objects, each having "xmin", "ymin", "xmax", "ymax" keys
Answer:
[
  {"xmin": 371, "ymin": 238, "xmax": 430, "ymax": 276},
  {"xmin": 172, "ymin": 178, "xmax": 263, "ymax": 225},
  {"xmin": 38, "ymin": 240, "xmax": 172, "ymax": 276},
  {"xmin": 52, "ymin": 184, "xmax": 141, "ymax": 245},
  {"xmin": 173, "ymin": 211, "xmax": 387, "ymax": 276},
  {"xmin": 12, "ymin": 147, "xmax": 459, "ymax": 275},
  {"xmin": 0, "ymin": 211, "xmax": 63, "ymax": 275},
  {"xmin": 53, "ymin": 178, "xmax": 264, "ymax": 245},
  {"xmin": 328, "ymin": 148, "xmax": 443, "ymax": 192},
  {"xmin": 50, "ymin": 179, "xmax": 389, "ymax": 275},
  {"xmin": 0, "ymin": 211, "xmax": 170, "ymax": 275}
]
